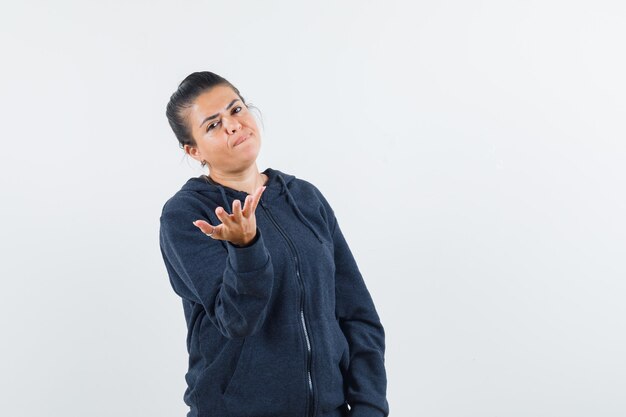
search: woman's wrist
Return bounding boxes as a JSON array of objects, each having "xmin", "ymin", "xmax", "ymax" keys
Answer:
[{"xmin": 230, "ymin": 228, "xmax": 260, "ymax": 248}]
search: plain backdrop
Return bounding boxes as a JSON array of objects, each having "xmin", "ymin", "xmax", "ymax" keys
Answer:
[{"xmin": 1, "ymin": 1, "xmax": 625, "ymax": 416}]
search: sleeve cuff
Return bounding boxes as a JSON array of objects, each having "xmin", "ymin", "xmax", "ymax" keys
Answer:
[{"xmin": 226, "ymin": 228, "xmax": 269, "ymax": 273}]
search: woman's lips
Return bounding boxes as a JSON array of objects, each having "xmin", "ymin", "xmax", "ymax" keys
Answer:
[{"xmin": 234, "ymin": 135, "xmax": 249, "ymax": 147}]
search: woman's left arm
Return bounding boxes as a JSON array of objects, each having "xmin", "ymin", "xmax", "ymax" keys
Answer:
[
  {"xmin": 331, "ymin": 216, "xmax": 390, "ymax": 417},
  {"xmin": 311, "ymin": 184, "xmax": 390, "ymax": 417}
]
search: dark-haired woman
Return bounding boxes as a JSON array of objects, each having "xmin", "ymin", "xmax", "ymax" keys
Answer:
[{"xmin": 159, "ymin": 71, "xmax": 389, "ymax": 417}]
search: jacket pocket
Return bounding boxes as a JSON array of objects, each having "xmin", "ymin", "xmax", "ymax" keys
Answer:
[
  {"xmin": 222, "ymin": 323, "xmax": 306, "ymax": 417},
  {"xmin": 317, "ymin": 319, "xmax": 349, "ymax": 413},
  {"xmin": 191, "ymin": 336, "xmax": 246, "ymax": 416},
  {"xmin": 222, "ymin": 337, "xmax": 248, "ymax": 396}
]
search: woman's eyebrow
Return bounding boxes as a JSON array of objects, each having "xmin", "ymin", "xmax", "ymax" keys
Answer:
[{"xmin": 199, "ymin": 98, "xmax": 240, "ymax": 128}]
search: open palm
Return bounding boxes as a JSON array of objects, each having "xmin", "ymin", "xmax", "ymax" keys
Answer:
[{"xmin": 193, "ymin": 185, "xmax": 266, "ymax": 246}]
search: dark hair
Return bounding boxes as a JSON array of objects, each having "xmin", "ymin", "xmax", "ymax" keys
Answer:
[{"xmin": 165, "ymin": 71, "xmax": 259, "ymax": 155}]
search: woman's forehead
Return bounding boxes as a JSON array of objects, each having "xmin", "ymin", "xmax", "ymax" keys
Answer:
[{"xmin": 189, "ymin": 86, "xmax": 241, "ymax": 128}]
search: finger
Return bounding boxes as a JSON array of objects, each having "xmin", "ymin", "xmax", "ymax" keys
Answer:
[
  {"xmin": 232, "ymin": 199, "xmax": 244, "ymax": 222},
  {"xmin": 215, "ymin": 206, "xmax": 234, "ymax": 227},
  {"xmin": 251, "ymin": 186, "xmax": 266, "ymax": 212},
  {"xmin": 241, "ymin": 195, "xmax": 252, "ymax": 217},
  {"xmin": 242, "ymin": 186, "xmax": 263, "ymax": 217},
  {"xmin": 193, "ymin": 220, "xmax": 220, "ymax": 238}
]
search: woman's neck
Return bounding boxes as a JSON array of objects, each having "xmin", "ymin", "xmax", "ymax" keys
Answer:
[{"xmin": 206, "ymin": 166, "xmax": 268, "ymax": 195}]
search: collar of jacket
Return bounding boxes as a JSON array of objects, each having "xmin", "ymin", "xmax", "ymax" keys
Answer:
[{"xmin": 180, "ymin": 167, "xmax": 324, "ymax": 244}]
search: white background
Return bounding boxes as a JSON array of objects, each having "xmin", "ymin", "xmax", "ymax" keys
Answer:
[{"xmin": 1, "ymin": 1, "xmax": 625, "ymax": 416}]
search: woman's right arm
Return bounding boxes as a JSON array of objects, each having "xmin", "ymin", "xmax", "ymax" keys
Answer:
[{"xmin": 159, "ymin": 198, "xmax": 274, "ymax": 339}]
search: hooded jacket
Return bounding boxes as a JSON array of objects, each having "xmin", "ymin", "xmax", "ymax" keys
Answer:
[{"xmin": 158, "ymin": 167, "xmax": 389, "ymax": 417}]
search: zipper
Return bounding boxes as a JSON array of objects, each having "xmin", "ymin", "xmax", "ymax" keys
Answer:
[{"xmin": 260, "ymin": 200, "xmax": 315, "ymax": 417}]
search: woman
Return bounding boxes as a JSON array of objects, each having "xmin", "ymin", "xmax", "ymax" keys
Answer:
[{"xmin": 159, "ymin": 71, "xmax": 389, "ymax": 417}]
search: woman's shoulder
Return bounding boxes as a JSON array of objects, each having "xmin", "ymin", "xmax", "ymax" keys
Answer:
[
  {"xmin": 281, "ymin": 174, "xmax": 326, "ymax": 202},
  {"xmin": 159, "ymin": 177, "xmax": 218, "ymax": 219},
  {"xmin": 283, "ymin": 173, "xmax": 336, "ymax": 220}
]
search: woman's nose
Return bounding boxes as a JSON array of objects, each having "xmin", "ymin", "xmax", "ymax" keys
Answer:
[{"xmin": 223, "ymin": 116, "xmax": 241, "ymax": 133}]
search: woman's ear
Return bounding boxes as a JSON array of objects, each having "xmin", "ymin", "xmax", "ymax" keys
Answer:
[{"xmin": 184, "ymin": 144, "xmax": 202, "ymax": 163}]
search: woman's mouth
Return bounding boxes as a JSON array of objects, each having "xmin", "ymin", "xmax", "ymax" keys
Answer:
[{"xmin": 233, "ymin": 135, "xmax": 249, "ymax": 147}]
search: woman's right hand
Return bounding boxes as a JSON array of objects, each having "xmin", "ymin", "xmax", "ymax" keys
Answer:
[{"xmin": 192, "ymin": 185, "xmax": 266, "ymax": 246}]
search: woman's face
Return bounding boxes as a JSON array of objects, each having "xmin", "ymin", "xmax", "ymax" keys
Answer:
[{"xmin": 184, "ymin": 84, "xmax": 261, "ymax": 172}]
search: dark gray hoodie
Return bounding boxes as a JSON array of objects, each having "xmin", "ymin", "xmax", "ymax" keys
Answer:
[{"xmin": 159, "ymin": 167, "xmax": 388, "ymax": 417}]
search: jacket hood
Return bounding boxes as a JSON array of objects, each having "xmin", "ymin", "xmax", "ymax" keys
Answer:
[{"xmin": 178, "ymin": 167, "xmax": 323, "ymax": 243}]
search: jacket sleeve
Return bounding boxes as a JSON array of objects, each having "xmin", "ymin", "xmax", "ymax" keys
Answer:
[
  {"xmin": 331, "ymin": 214, "xmax": 390, "ymax": 417},
  {"xmin": 159, "ymin": 203, "xmax": 274, "ymax": 339}
]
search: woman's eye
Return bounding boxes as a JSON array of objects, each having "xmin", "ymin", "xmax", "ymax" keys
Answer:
[{"xmin": 206, "ymin": 107, "xmax": 242, "ymax": 132}]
